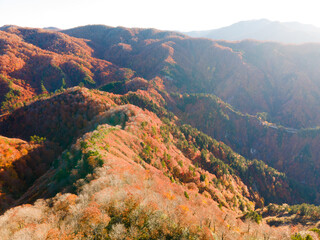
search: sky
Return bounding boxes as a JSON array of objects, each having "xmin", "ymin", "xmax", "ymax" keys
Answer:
[{"xmin": 0, "ymin": 0, "xmax": 319, "ymax": 31}]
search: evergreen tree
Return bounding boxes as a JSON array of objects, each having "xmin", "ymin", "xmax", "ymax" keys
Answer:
[
  {"xmin": 61, "ymin": 78, "xmax": 66, "ymax": 90},
  {"xmin": 41, "ymin": 81, "xmax": 48, "ymax": 94}
]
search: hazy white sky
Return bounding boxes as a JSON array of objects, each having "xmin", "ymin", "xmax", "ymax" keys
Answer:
[{"xmin": 0, "ymin": 0, "xmax": 319, "ymax": 31}]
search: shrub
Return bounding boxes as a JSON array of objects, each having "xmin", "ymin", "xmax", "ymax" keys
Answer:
[
  {"xmin": 243, "ymin": 211, "xmax": 262, "ymax": 224},
  {"xmin": 184, "ymin": 191, "xmax": 189, "ymax": 199},
  {"xmin": 310, "ymin": 228, "xmax": 320, "ymax": 237},
  {"xmin": 200, "ymin": 173, "xmax": 206, "ymax": 182},
  {"xmin": 291, "ymin": 233, "xmax": 313, "ymax": 240},
  {"xmin": 140, "ymin": 143, "xmax": 153, "ymax": 164},
  {"xmin": 30, "ymin": 135, "xmax": 47, "ymax": 144}
]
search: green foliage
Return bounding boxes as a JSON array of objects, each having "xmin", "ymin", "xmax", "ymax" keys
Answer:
[
  {"xmin": 291, "ymin": 233, "xmax": 313, "ymax": 240},
  {"xmin": 60, "ymin": 78, "xmax": 66, "ymax": 90},
  {"xmin": 41, "ymin": 81, "xmax": 48, "ymax": 93},
  {"xmin": 265, "ymin": 203, "xmax": 320, "ymax": 227},
  {"xmin": 0, "ymin": 79, "xmax": 23, "ymax": 113},
  {"xmin": 53, "ymin": 146, "xmax": 104, "ymax": 189},
  {"xmin": 179, "ymin": 124, "xmax": 215, "ymax": 151},
  {"xmin": 140, "ymin": 143, "xmax": 153, "ymax": 164},
  {"xmin": 151, "ymin": 126, "xmax": 157, "ymax": 136},
  {"xmin": 243, "ymin": 211, "xmax": 262, "ymax": 224},
  {"xmin": 129, "ymin": 95, "xmax": 292, "ymax": 204},
  {"xmin": 160, "ymin": 125, "xmax": 170, "ymax": 143},
  {"xmin": 176, "ymin": 123, "xmax": 290, "ymax": 204},
  {"xmin": 163, "ymin": 152, "xmax": 172, "ymax": 161},
  {"xmin": 189, "ymin": 165, "xmax": 196, "ymax": 176},
  {"xmin": 161, "ymin": 160, "xmax": 166, "ymax": 168},
  {"xmin": 99, "ymin": 80, "xmax": 126, "ymax": 94},
  {"xmin": 209, "ymin": 155, "xmax": 229, "ymax": 177},
  {"xmin": 30, "ymin": 135, "xmax": 46, "ymax": 144},
  {"xmin": 289, "ymin": 203, "xmax": 320, "ymax": 220},
  {"xmin": 52, "ymin": 127, "xmax": 114, "ymax": 189},
  {"xmin": 200, "ymin": 149, "xmax": 207, "ymax": 161},
  {"xmin": 39, "ymin": 64, "xmax": 67, "ymax": 92},
  {"xmin": 256, "ymin": 112, "xmax": 269, "ymax": 121},
  {"xmin": 184, "ymin": 191, "xmax": 189, "ymax": 199},
  {"xmin": 141, "ymin": 121, "xmax": 148, "ymax": 129},
  {"xmin": 200, "ymin": 173, "xmax": 206, "ymax": 182},
  {"xmin": 78, "ymin": 64, "xmax": 95, "ymax": 85},
  {"xmin": 83, "ymin": 74, "xmax": 95, "ymax": 85},
  {"xmin": 310, "ymin": 228, "xmax": 320, "ymax": 237},
  {"xmin": 80, "ymin": 141, "xmax": 89, "ymax": 149},
  {"xmin": 81, "ymin": 150, "xmax": 104, "ymax": 177}
]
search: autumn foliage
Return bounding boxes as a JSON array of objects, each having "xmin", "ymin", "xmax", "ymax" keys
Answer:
[{"xmin": 1, "ymin": 25, "xmax": 320, "ymax": 239}]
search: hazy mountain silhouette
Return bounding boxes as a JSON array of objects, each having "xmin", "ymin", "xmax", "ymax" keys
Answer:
[
  {"xmin": 185, "ymin": 19, "xmax": 320, "ymax": 43},
  {"xmin": 43, "ymin": 27, "xmax": 61, "ymax": 31}
]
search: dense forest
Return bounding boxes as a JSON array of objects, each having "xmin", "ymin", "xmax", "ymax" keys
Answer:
[{"xmin": 1, "ymin": 25, "xmax": 320, "ymax": 239}]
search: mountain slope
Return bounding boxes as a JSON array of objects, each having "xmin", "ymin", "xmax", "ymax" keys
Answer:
[
  {"xmin": 0, "ymin": 135, "xmax": 60, "ymax": 212},
  {"xmin": 3, "ymin": 26, "xmax": 320, "ymax": 200},
  {"xmin": 167, "ymin": 93, "xmax": 320, "ymax": 203},
  {"xmin": 0, "ymin": 88, "xmax": 305, "ymax": 239},
  {"xmin": 60, "ymin": 26, "xmax": 320, "ymax": 200},
  {"xmin": 3, "ymin": 25, "xmax": 320, "ymax": 128},
  {"xmin": 0, "ymin": 26, "xmax": 132, "ymax": 114},
  {"xmin": 0, "ymin": 87, "xmax": 288, "ymax": 208},
  {"xmin": 2, "ymin": 25, "xmax": 320, "ymax": 238},
  {"xmin": 63, "ymin": 24, "xmax": 320, "ymax": 129},
  {"xmin": 101, "ymin": 77, "xmax": 320, "ymax": 204}
]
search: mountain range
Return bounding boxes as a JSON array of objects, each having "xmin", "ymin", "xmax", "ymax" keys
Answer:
[
  {"xmin": 185, "ymin": 19, "xmax": 320, "ymax": 43},
  {"xmin": 1, "ymin": 23, "xmax": 320, "ymax": 239}
]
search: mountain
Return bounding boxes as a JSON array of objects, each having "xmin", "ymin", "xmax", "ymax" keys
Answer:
[
  {"xmin": 61, "ymin": 24, "xmax": 320, "ymax": 201},
  {"xmin": 185, "ymin": 19, "xmax": 320, "ymax": 43},
  {"xmin": 1, "ymin": 87, "xmax": 315, "ymax": 239},
  {"xmin": 4, "ymin": 25, "xmax": 320, "ymax": 128},
  {"xmin": 0, "ymin": 135, "xmax": 59, "ymax": 211},
  {"xmin": 0, "ymin": 26, "xmax": 132, "ymax": 114},
  {"xmin": 43, "ymin": 27, "xmax": 60, "ymax": 31},
  {"xmin": 63, "ymin": 25, "xmax": 320, "ymax": 129},
  {"xmin": 2, "ymin": 25, "xmax": 320, "ymax": 238},
  {"xmin": 167, "ymin": 93, "xmax": 320, "ymax": 203}
]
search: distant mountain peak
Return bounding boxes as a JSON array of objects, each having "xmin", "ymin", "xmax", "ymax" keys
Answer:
[
  {"xmin": 185, "ymin": 19, "xmax": 320, "ymax": 43},
  {"xmin": 43, "ymin": 27, "xmax": 61, "ymax": 31}
]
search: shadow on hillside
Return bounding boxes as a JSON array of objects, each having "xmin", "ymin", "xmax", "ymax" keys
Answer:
[{"xmin": 0, "ymin": 142, "xmax": 61, "ymax": 214}]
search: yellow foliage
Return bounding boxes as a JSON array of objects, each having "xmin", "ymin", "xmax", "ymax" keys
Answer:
[
  {"xmin": 164, "ymin": 192, "xmax": 176, "ymax": 200},
  {"xmin": 205, "ymin": 177, "xmax": 210, "ymax": 186},
  {"xmin": 21, "ymin": 148, "xmax": 28, "ymax": 156},
  {"xmin": 179, "ymin": 205, "xmax": 189, "ymax": 212}
]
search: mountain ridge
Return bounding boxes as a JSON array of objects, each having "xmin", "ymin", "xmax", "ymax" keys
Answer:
[
  {"xmin": 184, "ymin": 19, "xmax": 320, "ymax": 43},
  {"xmin": 1, "ymin": 24, "xmax": 320, "ymax": 239}
]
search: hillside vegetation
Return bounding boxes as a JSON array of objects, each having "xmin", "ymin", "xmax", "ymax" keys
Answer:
[
  {"xmin": 1, "ymin": 25, "xmax": 320, "ymax": 239},
  {"xmin": 0, "ymin": 87, "xmax": 315, "ymax": 239}
]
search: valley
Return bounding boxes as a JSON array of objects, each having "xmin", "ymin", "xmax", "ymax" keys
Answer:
[{"xmin": 1, "ymin": 25, "xmax": 320, "ymax": 239}]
